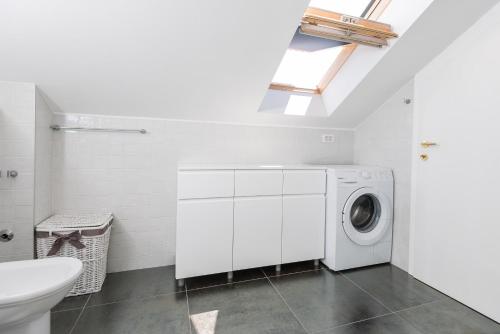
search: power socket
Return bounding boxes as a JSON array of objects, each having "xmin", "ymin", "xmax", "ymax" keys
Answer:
[{"xmin": 322, "ymin": 134, "xmax": 335, "ymax": 143}]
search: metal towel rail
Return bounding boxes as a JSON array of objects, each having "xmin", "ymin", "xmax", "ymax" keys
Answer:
[{"xmin": 50, "ymin": 125, "xmax": 147, "ymax": 134}]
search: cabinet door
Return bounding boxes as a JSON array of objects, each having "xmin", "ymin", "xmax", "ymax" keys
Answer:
[
  {"xmin": 233, "ymin": 196, "xmax": 282, "ymax": 270},
  {"xmin": 176, "ymin": 198, "xmax": 233, "ymax": 279},
  {"xmin": 282, "ymin": 195, "xmax": 325, "ymax": 264}
]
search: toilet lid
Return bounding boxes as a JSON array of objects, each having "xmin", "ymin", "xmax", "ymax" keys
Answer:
[{"xmin": 0, "ymin": 257, "xmax": 82, "ymax": 307}]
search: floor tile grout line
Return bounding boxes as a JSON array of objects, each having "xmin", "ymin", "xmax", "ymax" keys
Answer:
[
  {"xmin": 264, "ymin": 267, "xmax": 324, "ymax": 279},
  {"xmin": 389, "ymin": 299, "xmax": 440, "ymax": 334},
  {"xmin": 339, "ymin": 272, "xmax": 395, "ymax": 313},
  {"xmin": 340, "ymin": 271, "xmax": 444, "ymax": 314},
  {"xmin": 184, "ymin": 264, "xmax": 323, "ymax": 292},
  {"xmin": 310, "ymin": 311, "xmax": 395, "ymax": 334},
  {"xmin": 393, "ymin": 298, "xmax": 444, "ymax": 314},
  {"xmin": 68, "ymin": 294, "xmax": 90, "ymax": 334},
  {"xmin": 52, "ymin": 306, "xmax": 86, "ymax": 314},
  {"xmin": 83, "ymin": 290, "xmax": 186, "ymax": 309},
  {"xmin": 186, "ymin": 275, "xmax": 268, "ymax": 292},
  {"xmin": 72, "ymin": 267, "xmax": 320, "ymax": 310},
  {"xmin": 265, "ymin": 275, "xmax": 311, "ymax": 334},
  {"xmin": 307, "ymin": 269, "xmax": 414, "ymax": 333},
  {"xmin": 390, "ymin": 309, "xmax": 427, "ymax": 334},
  {"xmin": 185, "ymin": 289, "xmax": 193, "ymax": 334},
  {"xmin": 261, "ymin": 267, "xmax": 269, "ymax": 279},
  {"xmin": 339, "ymin": 273, "xmax": 427, "ymax": 334}
]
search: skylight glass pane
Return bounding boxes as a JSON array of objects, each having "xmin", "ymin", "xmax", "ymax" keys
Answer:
[
  {"xmin": 272, "ymin": 46, "xmax": 343, "ymax": 89},
  {"xmin": 309, "ymin": 0, "xmax": 373, "ymax": 17},
  {"xmin": 284, "ymin": 95, "xmax": 313, "ymax": 115}
]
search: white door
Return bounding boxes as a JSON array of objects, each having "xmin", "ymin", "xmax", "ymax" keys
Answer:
[
  {"xmin": 282, "ymin": 195, "xmax": 325, "ymax": 264},
  {"xmin": 233, "ymin": 196, "xmax": 282, "ymax": 270},
  {"xmin": 411, "ymin": 7, "xmax": 500, "ymax": 322},
  {"xmin": 176, "ymin": 198, "xmax": 233, "ymax": 279}
]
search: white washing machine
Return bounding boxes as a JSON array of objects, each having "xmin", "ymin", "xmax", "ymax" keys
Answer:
[{"xmin": 322, "ymin": 166, "xmax": 394, "ymax": 271}]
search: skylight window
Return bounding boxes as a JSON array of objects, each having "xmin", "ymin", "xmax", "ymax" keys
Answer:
[
  {"xmin": 272, "ymin": 41, "xmax": 344, "ymax": 90},
  {"xmin": 284, "ymin": 95, "xmax": 313, "ymax": 116},
  {"xmin": 309, "ymin": 0, "xmax": 373, "ymax": 17},
  {"xmin": 269, "ymin": 0, "xmax": 396, "ymax": 95}
]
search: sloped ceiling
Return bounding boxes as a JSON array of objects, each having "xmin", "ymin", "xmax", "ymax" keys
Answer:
[
  {"xmin": 1, "ymin": 0, "xmax": 332, "ymax": 127},
  {"xmin": 1, "ymin": 0, "xmax": 498, "ymax": 129}
]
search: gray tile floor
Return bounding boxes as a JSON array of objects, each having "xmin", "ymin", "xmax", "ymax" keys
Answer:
[{"xmin": 51, "ymin": 262, "xmax": 500, "ymax": 334}]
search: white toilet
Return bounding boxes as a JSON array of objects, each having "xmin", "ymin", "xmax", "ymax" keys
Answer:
[{"xmin": 0, "ymin": 257, "xmax": 83, "ymax": 334}]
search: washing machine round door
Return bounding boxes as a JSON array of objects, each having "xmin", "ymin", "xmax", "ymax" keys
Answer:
[{"xmin": 342, "ymin": 187, "xmax": 392, "ymax": 246}]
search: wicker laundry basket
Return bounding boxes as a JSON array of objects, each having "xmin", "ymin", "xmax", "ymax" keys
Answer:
[{"xmin": 36, "ymin": 214, "xmax": 113, "ymax": 296}]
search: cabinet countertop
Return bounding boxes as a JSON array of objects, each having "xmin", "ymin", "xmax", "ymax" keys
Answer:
[{"xmin": 177, "ymin": 164, "xmax": 336, "ymax": 171}]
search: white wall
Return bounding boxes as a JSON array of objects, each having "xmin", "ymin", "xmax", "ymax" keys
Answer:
[
  {"xmin": 354, "ymin": 81, "xmax": 414, "ymax": 271},
  {"xmin": 0, "ymin": 81, "xmax": 35, "ymax": 262},
  {"xmin": 34, "ymin": 89, "xmax": 53, "ymax": 224},
  {"xmin": 52, "ymin": 113, "xmax": 353, "ymax": 272}
]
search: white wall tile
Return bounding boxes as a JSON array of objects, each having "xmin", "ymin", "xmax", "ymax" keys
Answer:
[
  {"xmin": 52, "ymin": 114, "xmax": 354, "ymax": 272},
  {"xmin": 354, "ymin": 80, "xmax": 414, "ymax": 272},
  {"xmin": 0, "ymin": 82, "xmax": 35, "ymax": 262}
]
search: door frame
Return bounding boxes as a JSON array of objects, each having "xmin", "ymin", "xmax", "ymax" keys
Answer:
[{"xmin": 408, "ymin": 86, "xmax": 420, "ymax": 276}]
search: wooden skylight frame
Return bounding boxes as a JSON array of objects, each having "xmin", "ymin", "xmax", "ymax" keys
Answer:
[
  {"xmin": 269, "ymin": 82, "xmax": 321, "ymax": 95},
  {"xmin": 270, "ymin": 0, "xmax": 395, "ymax": 95}
]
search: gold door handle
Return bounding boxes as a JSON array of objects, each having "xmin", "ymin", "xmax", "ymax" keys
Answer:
[{"xmin": 421, "ymin": 141, "xmax": 438, "ymax": 148}]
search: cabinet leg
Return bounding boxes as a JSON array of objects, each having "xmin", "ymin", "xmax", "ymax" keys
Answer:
[
  {"xmin": 177, "ymin": 279, "xmax": 185, "ymax": 288},
  {"xmin": 275, "ymin": 264, "xmax": 281, "ymax": 274},
  {"xmin": 314, "ymin": 259, "xmax": 320, "ymax": 268},
  {"xmin": 227, "ymin": 271, "xmax": 233, "ymax": 283}
]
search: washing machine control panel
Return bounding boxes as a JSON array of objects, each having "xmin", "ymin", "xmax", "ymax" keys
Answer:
[
  {"xmin": 336, "ymin": 169, "xmax": 392, "ymax": 182},
  {"xmin": 360, "ymin": 171, "xmax": 371, "ymax": 179}
]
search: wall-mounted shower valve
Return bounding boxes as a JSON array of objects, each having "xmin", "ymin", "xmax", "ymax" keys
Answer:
[{"xmin": 0, "ymin": 230, "xmax": 14, "ymax": 242}]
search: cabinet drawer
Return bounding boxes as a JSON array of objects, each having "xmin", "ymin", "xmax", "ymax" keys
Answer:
[
  {"xmin": 178, "ymin": 170, "xmax": 234, "ymax": 199},
  {"xmin": 283, "ymin": 170, "xmax": 326, "ymax": 195},
  {"xmin": 234, "ymin": 170, "xmax": 283, "ymax": 196}
]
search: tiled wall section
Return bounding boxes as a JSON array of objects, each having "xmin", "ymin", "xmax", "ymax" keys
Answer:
[
  {"xmin": 354, "ymin": 80, "xmax": 414, "ymax": 272},
  {"xmin": 34, "ymin": 89, "xmax": 53, "ymax": 224},
  {"xmin": 52, "ymin": 113, "xmax": 354, "ymax": 272},
  {"xmin": 0, "ymin": 81, "xmax": 36, "ymax": 262}
]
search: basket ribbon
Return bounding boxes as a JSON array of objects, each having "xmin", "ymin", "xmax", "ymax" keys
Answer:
[{"xmin": 47, "ymin": 231, "xmax": 86, "ymax": 256}]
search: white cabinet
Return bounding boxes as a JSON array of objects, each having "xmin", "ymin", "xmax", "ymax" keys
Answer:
[
  {"xmin": 282, "ymin": 195, "xmax": 325, "ymax": 264},
  {"xmin": 176, "ymin": 198, "xmax": 233, "ymax": 279},
  {"xmin": 283, "ymin": 170, "xmax": 326, "ymax": 195},
  {"xmin": 176, "ymin": 166, "xmax": 327, "ymax": 280},
  {"xmin": 235, "ymin": 170, "xmax": 283, "ymax": 196},
  {"xmin": 178, "ymin": 170, "xmax": 234, "ymax": 199},
  {"xmin": 233, "ymin": 196, "xmax": 282, "ymax": 270}
]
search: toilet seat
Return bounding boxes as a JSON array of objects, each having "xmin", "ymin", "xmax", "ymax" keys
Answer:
[
  {"xmin": 0, "ymin": 257, "xmax": 82, "ymax": 306},
  {"xmin": 0, "ymin": 257, "xmax": 83, "ymax": 334}
]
